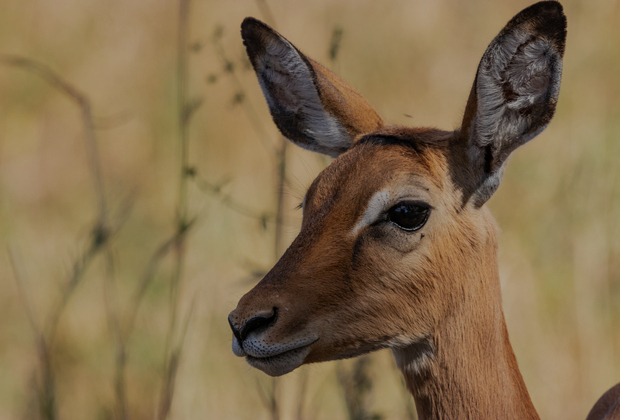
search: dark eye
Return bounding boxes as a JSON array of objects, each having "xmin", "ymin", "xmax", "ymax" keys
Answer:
[{"xmin": 387, "ymin": 201, "xmax": 430, "ymax": 231}]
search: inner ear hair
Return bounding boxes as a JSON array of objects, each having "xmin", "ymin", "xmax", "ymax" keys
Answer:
[
  {"xmin": 241, "ymin": 17, "xmax": 384, "ymax": 158},
  {"xmin": 460, "ymin": 1, "xmax": 566, "ymax": 207}
]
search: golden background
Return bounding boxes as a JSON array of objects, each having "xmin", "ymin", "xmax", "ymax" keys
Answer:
[{"xmin": 0, "ymin": 0, "xmax": 618, "ymax": 419}]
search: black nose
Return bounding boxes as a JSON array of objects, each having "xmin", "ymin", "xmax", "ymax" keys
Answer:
[{"xmin": 229, "ymin": 308, "xmax": 278, "ymax": 343}]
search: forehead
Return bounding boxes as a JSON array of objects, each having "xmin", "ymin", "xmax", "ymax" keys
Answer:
[{"xmin": 307, "ymin": 131, "xmax": 450, "ymax": 208}]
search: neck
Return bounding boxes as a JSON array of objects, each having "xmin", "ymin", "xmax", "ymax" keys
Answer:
[{"xmin": 392, "ymin": 283, "xmax": 539, "ymax": 420}]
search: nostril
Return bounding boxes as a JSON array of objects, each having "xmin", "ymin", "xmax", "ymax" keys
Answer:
[
  {"xmin": 236, "ymin": 308, "xmax": 278, "ymax": 342},
  {"xmin": 228, "ymin": 316, "xmax": 243, "ymax": 342}
]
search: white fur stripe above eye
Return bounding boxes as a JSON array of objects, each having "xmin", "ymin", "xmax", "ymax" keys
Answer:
[{"xmin": 351, "ymin": 190, "xmax": 390, "ymax": 236}]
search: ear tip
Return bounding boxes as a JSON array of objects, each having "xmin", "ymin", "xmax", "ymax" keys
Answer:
[
  {"xmin": 537, "ymin": 1, "xmax": 568, "ymax": 47},
  {"xmin": 241, "ymin": 16, "xmax": 259, "ymax": 26},
  {"xmin": 241, "ymin": 17, "xmax": 277, "ymax": 65},
  {"xmin": 506, "ymin": 1, "xmax": 567, "ymax": 56},
  {"xmin": 538, "ymin": 1, "xmax": 568, "ymax": 57},
  {"xmin": 241, "ymin": 17, "xmax": 280, "ymax": 45},
  {"xmin": 516, "ymin": 1, "xmax": 564, "ymax": 18}
]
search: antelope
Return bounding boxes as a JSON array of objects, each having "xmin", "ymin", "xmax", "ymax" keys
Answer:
[{"xmin": 228, "ymin": 2, "xmax": 620, "ymax": 419}]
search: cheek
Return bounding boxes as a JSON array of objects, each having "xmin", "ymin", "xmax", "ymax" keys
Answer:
[
  {"xmin": 388, "ymin": 229, "xmax": 426, "ymax": 254},
  {"xmin": 316, "ymin": 237, "xmax": 441, "ymax": 345},
  {"xmin": 352, "ymin": 227, "xmax": 426, "ymax": 272},
  {"xmin": 350, "ymin": 232, "xmax": 437, "ymax": 305}
]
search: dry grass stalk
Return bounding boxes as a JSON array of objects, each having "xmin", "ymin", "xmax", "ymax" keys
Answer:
[
  {"xmin": 336, "ymin": 357, "xmax": 383, "ymax": 420},
  {"xmin": 1, "ymin": 54, "xmax": 123, "ymax": 420}
]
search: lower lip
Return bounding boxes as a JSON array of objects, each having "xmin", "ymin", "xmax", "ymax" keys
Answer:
[
  {"xmin": 245, "ymin": 344, "xmax": 312, "ymax": 375},
  {"xmin": 246, "ymin": 344, "xmax": 310, "ymax": 363}
]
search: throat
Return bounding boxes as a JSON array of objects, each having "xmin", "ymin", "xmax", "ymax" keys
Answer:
[{"xmin": 392, "ymin": 318, "xmax": 539, "ymax": 420}]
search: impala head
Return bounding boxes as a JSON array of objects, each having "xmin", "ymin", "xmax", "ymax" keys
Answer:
[{"xmin": 229, "ymin": 2, "xmax": 566, "ymax": 377}]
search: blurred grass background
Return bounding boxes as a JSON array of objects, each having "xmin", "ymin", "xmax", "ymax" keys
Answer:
[{"xmin": 0, "ymin": 0, "xmax": 619, "ymax": 419}]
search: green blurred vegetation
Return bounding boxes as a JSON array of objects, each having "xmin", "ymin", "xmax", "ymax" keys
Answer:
[{"xmin": 0, "ymin": 0, "xmax": 619, "ymax": 419}]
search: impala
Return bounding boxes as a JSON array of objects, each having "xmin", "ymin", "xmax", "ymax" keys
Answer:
[{"xmin": 228, "ymin": 2, "xmax": 620, "ymax": 419}]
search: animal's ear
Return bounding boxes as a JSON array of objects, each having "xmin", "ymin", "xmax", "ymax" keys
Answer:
[
  {"xmin": 241, "ymin": 17, "xmax": 384, "ymax": 157},
  {"xmin": 459, "ymin": 1, "xmax": 567, "ymax": 206}
]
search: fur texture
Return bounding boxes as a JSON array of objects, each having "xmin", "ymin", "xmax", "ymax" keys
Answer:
[
  {"xmin": 241, "ymin": 17, "xmax": 384, "ymax": 157},
  {"xmin": 229, "ymin": 3, "xmax": 616, "ymax": 420},
  {"xmin": 460, "ymin": 1, "xmax": 567, "ymax": 206}
]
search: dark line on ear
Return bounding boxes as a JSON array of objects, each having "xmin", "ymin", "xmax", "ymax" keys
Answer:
[{"xmin": 483, "ymin": 144, "xmax": 493, "ymax": 174}]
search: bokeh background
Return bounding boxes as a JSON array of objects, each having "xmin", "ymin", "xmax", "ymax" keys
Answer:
[{"xmin": 1, "ymin": 0, "xmax": 619, "ymax": 419}]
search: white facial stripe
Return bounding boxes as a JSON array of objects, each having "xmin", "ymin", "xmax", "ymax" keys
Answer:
[{"xmin": 351, "ymin": 190, "xmax": 390, "ymax": 236}]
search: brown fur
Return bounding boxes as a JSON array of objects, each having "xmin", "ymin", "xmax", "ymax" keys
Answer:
[
  {"xmin": 309, "ymin": 57, "xmax": 385, "ymax": 138},
  {"xmin": 230, "ymin": 2, "xmax": 618, "ymax": 419},
  {"xmin": 231, "ymin": 136, "xmax": 540, "ymax": 419}
]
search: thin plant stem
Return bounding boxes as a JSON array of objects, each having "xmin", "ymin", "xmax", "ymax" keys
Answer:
[
  {"xmin": 257, "ymin": 377, "xmax": 280, "ymax": 420},
  {"xmin": 9, "ymin": 248, "xmax": 57, "ymax": 419},
  {"xmin": 0, "ymin": 55, "xmax": 108, "ymax": 223},
  {"xmin": 250, "ymin": 2, "xmax": 286, "ymax": 417},
  {"xmin": 158, "ymin": 297, "xmax": 196, "ymax": 420},
  {"xmin": 157, "ymin": 1, "xmax": 195, "ymax": 418},
  {"xmin": 177, "ymin": 0, "xmax": 190, "ymax": 227},
  {"xmin": 274, "ymin": 139, "xmax": 288, "ymax": 259},
  {"xmin": 124, "ymin": 223, "xmax": 193, "ymax": 338},
  {"xmin": 211, "ymin": 34, "xmax": 278, "ymax": 157},
  {"xmin": 1, "ymin": 55, "xmax": 121, "ymax": 419},
  {"xmin": 295, "ymin": 368, "xmax": 310, "ymax": 420},
  {"xmin": 0, "ymin": 54, "xmax": 114, "ymax": 343},
  {"xmin": 101, "ymin": 247, "xmax": 128, "ymax": 420},
  {"xmin": 113, "ymin": 219, "xmax": 193, "ymax": 420},
  {"xmin": 193, "ymin": 174, "xmax": 276, "ymax": 225}
]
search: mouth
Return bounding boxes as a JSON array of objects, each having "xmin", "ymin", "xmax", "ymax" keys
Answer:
[
  {"xmin": 245, "ymin": 343, "xmax": 314, "ymax": 376},
  {"xmin": 232, "ymin": 334, "xmax": 319, "ymax": 377}
]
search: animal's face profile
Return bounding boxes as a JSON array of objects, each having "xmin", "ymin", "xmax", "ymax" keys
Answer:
[{"xmin": 229, "ymin": 1, "xmax": 566, "ymax": 378}]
